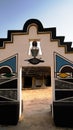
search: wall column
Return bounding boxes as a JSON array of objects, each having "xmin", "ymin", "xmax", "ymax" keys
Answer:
[
  {"xmin": 18, "ymin": 67, "xmax": 22, "ymax": 118},
  {"xmin": 51, "ymin": 65, "xmax": 55, "ymax": 117},
  {"xmin": 32, "ymin": 77, "xmax": 36, "ymax": 88}
]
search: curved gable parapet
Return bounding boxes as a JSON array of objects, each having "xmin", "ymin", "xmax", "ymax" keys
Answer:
[
  {"xmin": 23, "ymin": 19, "xmax": 44, "ymax": 32},
  {"xmin": 0, "ymin": 18, "xmax": 73, "ymax": 53}
]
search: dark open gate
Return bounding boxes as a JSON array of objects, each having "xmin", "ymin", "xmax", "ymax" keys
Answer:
[{"xmin": 22, "ymin": 67, "xmax": 51, "ymax": 89}]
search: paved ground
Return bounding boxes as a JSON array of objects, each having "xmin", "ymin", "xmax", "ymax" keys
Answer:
[{"xmin": 0, "ymin": 87, "xmax": 73, "ymax": 130}]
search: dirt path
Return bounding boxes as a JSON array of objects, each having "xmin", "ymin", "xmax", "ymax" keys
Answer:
[{"xmin": 23, "ymin": 87, "xmax": 52, "ymax": 116}]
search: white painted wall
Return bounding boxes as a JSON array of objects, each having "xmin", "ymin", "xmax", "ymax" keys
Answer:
[{"xmin": 0, "ymin": 24, "xmax": 73, "ymax": 117}]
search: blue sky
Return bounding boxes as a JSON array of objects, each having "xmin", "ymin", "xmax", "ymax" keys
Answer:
[{"xmin": 0, "ymin": 0, "xmax": 73, "ymax": 46}]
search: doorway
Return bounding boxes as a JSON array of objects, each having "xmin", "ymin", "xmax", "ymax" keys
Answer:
[
  {"xmin": 22, "ymin": 67, "xmax": 51, "ymax": 89},
  {"xmin": 22, "ymin": 66, "xmax": 52, "ymax": 128},
  {"xmin": 23, "ymin": 76, "xmax": 32, "ymax": 88}
]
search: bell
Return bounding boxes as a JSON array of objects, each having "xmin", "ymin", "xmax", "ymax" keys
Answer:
[{"xmin": 31, "ymin": 41, "xmax": 39, "ymax": 58}]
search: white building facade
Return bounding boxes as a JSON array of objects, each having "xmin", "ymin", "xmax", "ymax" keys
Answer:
[{"xmin": 0, "ymin": 19, "xmax": 73, "ymax": 126}]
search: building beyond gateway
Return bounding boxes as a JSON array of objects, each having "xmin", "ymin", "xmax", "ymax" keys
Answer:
[{"xmin": 0, "ymin": 19, "xmax": 73, "ymax": 127}]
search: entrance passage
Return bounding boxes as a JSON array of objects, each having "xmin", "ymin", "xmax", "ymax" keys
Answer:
[
  {"xmin": 22, "ymin": 87, "xmax": 52, "ymax": 116},
  {"xmin": 22, "ymin": 67, "xmax": 51, "ymax": 89}
]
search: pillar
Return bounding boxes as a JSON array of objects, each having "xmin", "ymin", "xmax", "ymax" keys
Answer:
[
  {"xmin": 18, "ymin": 67, "xmax": 22, "ymax": 118},
  {"xmin": 32, "ymin": 77, "xmax": 36, "ymax": 88}
]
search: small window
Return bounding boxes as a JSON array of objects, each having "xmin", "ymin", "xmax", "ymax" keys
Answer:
[{"xmin": 28, "ymin": 40, "xmax": 42, "ymax": 56}]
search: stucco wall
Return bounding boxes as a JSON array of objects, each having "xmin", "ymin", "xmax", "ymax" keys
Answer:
[{"xmin": 0, "ymin": 19, "xmax": 73, "ymax": 117}]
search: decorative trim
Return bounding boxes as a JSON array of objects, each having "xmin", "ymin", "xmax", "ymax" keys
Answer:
[
  {"xmin": 0, "ymin": 54, "xmax": 18, "ymax": 73},
  {"xmin": 54, "ymin": 52, "xmax": 73, "ymax": 73},
  {"xmin": 0, "ymin": 54, "xmax": 18, "ymax": 85},
  {"xmin": 0, "ymin": 19, "xmax": 73, "ymax": 53}
]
